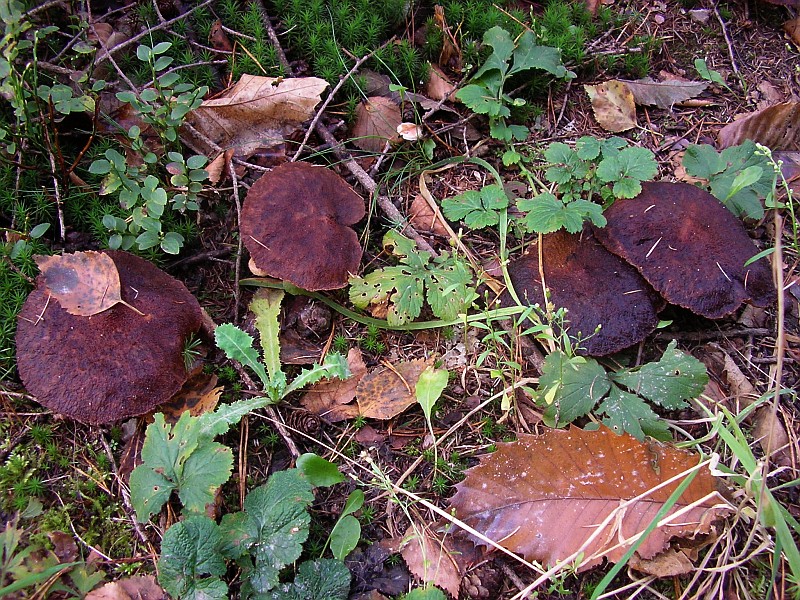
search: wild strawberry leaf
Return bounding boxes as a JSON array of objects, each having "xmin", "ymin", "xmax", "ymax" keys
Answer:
[
  {"xmin": 441, "ymin": 184, "xmax": 509, "ymax": 230},
  {"xmin": 450, "ymin": 426, "xmax": 730, "ymax": 571},
  {"xmin": 517, "ymin": 193, "xmax": 606, "ymax": 234}
]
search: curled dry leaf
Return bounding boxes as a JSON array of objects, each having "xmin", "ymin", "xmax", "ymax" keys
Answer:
[
  {"xmin": 594, "ymin": 182, "xmax": 776, "ymax": 319},
  {"xmin": 584, "ymin": 80, "xmax": 637, "ymax": 132},
  {"xmin": 352, "ymin": 96, "xmax": 402, "ymax": 153},
  {"xmin": 34, "ymin": 251, "xmax": 137, "ymax": 317},
  {"xmin": 450, "ymin": 426, "xmax": 730, "ymax": 570},
  {"xmin": 628, "ymin": 547, "xmax": 695, "ymax": 577},
  {"xmin": 409, "ymin": 194, "xmax": 449, "ymax": 237},
  {"xmin": 426, "ymin": 65, "xmax": 456, "ymax": 101},
  {"xmin": 620, "ymin": 78, "xmax": 708, "ymax": 109},
  {"xmin": 356, "ymin": 358, "xmax": 433, "ymax": 420},
  {"xmin": 300, "ymin": 348, "xmax": 366, "ymax": 422},
  {"xmin": 717, "ymin": 101, "xmax": 800, "ymax": 150},
  {"xmin": 183, "ymin": 75, "xmax": 328, "ymax": 161},
  {"xmin": 209, "ymin": 19, "xmax": 233, "ymax": 52},
  {"xmin": 400, "ymin": 527, "xmax": 466, "ymax": 598}
]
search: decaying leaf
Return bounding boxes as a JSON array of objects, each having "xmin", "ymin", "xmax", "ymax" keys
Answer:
[
  {"xmin": 785, "ymin": 17, "xmax": 800, "ymax": 46},
  {"xmin": 620, "ymin": 78, "xmax": 708, "ymax": 109},
  {"xmin": 34, "ymin": 251, "xmax": 133, "ymax": 317},
  {"xmin": 594, "ymin": 182, "xmax": 776, "ymax": 319},
  {"xmin": 356, "ymin": 358, "xmax": 432, "ymax": 420},
  {"xmin": 85, "ymin": 575, "xmax": 166, "ymax": 600},
  {"xmin": 505, "ymin": 229, "xmax": 662, "ymax": 356},
  {"xmin": 241, "ymin": 162, "xmax": 365, "ymax": 291},
  {"xmin": 717, "ymin": 101, "xmax": 800, "ymax": 150},
  {"xmin": 183, "ymin": 75, "xmax": 328, "ymax": 161},
  {"xmin": 17, "ymin": 250, "xmax": 203, "ymax": 424},
  {"xmin": 352, "ymin": 96, "xmax": 402, "ymax": 153},
  {"xmin": 426, "ymin": 65, "xmax": 456, "ymax": 101},
  {"xmin": 584, "ymin": 81, "xmax": 637, "ymax": 132},
  {"xmin": 400, "ymin": 527, "xmax": 465, "ymax": 598},
  {"xmin": 300, "ymin": 348, "xmax": 366, "ymax": 422},
  {"xmin": 158, "ymin": 372, "xmax": 223, "ymax": 422},
  {"xmin": 450, "ymin": 426, "xmax": 730, "ymax": 570},
  {"xmin": 628, "ymin": 547, "xmax": 695, "ymax": 577},
  {"xmin": 409, "ymin": 194, "xmax": 449, "ymax": 237}
]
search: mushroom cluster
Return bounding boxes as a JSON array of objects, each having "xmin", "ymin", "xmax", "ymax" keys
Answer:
[{"xmin": 507, "ymin": 182, "xmax": 776, "ymax": 355}]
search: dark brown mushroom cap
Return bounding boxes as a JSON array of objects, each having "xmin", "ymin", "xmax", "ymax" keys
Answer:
[
  {"xmin": 593, "ymin": 182, "xmax": 776, "ymax": 319},
  {"xmin": 505, "ymin": 229, "xmax": 662, "ymax": 356},
  {"xmin": 16, "ymin": 250, "xmax": 202, "ymax": 425},
  {"xmin": 241, "ymin": 162, "xmax": 366, "ymax": 291}
]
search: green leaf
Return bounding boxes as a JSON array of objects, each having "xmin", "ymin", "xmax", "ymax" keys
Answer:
[
  {"xmin": 518, "ymin": 194, "xmax": 605, "ymax": 234},
  {"xmin": 158, "ymin": 516, "xmax": 228, "ymax": 600},
  {"xmin": 296, "ymin": 453, "xmax": 344, "ymax": 487},
  {"xmin": 502, "ymin": 150, "xmax": 521, "ymax": 166},
  {"xmin": 441, "ymin": 184, "xmax": 508, "ymax": 230},
  {"xmin": 128, "ymin": 465, "xmax": 174, "ymax": 523},
  {"xmin": 243, "ymin": 470, "xmax": 315, "ymax": 593},
  {"xmin": 88, "ymin": 159, "xmax": 111, "ymax": 175},
  {"xmin": 611, "ymin": 341, "xmax": 708, "ymax": 410},
  {"xmin": 615, "ymin": 146, "xmax": 658, "ymax": 181},
  {"xmin": 198, "ymin": 396, "xmax": 272, "ymax": 438},
  {"xmin": 575, "ymin": 136, "xmax": 601, "ymax": 160},
  {"xmin": 682, "ymin": 144, "xmax": 726, "ymax": 179},
  {"xmin": 267, "ymin": 558, "xmax": 351, "ymax": 600},
  {"xmin": 509, "ymin": 31, "xmax": 569, "ymax": 78},
  {"xmin": 425, "ymin": 252, "xmax": 478, "ymax": 321},
  {"xmin": 611, "ymin": 177, "xmax": 643, "ymax": 199},
  {"xmin": 454, "ymin": 84, "xmax": 508, "ymax": 117},
  {"xmin": 538, "ymin": 351, "xmax": 612, "ymax": 426},
  {"xmin": 250, "ymin": 289, "xmax": 284, "ymax": 385},
  {"xmin": 415, "ymin": 366, "xmax": 449, "ymax": 422},
  {"xmin": 481, "ymin": 26, "xmax": 515, "ymax": 65},
  {"xmin": 405, "ymin": 586, "xmax": 448, "ymax": 600},
  {"xmin": 284, "ymin": 352, "xmax": 350, "ymax": 396},
  {"xmin": 29, "ymin": 223, "xmax": 50, "ymax": 239},
  {"xmin": 178, "ymin": 441, "xmax": 233, "ymax": 515},
  {"xmin": 597, "ymin": 385, "xmax": 670, "ymax": 440},
  {"xmin": 329, "ymin": 515, "xmax": 361, "ymax": 560},
  {"xmin": 341, "ymin": 489, "xmax": 365, "ymax": 517},
  {"xmin": 152, "ymin": 41, "xmax": 172, "ymax": 55},
  {"xmin": 726, "ymin": 165, "xmax": 764, "ymax": 200},
  {"xmin": 694, "ymin": 58, "xmax": 729, "ymax": 90},
  {"xmin": 219, "ymin": 511, "xmax": 258, "ymax": 560},
  {"xmin": 160, "ymin": 232, "xmax": 183, "ymax": 255},
  {"xmin": 214, "ymin": 323, "xmax": 269, "ymax": 388}
]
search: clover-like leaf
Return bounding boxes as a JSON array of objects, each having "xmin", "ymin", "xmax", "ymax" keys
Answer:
[{"xmin": 517, "ymin": 194, "xmax": 606, "ymax": 234}]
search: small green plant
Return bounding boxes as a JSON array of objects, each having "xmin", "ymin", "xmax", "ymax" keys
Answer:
[
  {"xmin": 535, "ymin": 341, "xmax": 708, "ymax": 439},
  {"xmin": 694, "ymin": 58, "xmax": 732, "ymax": 92},
  {"xmin": 441, "ymin": 183, "xmax": 509, "ymax": 230},
  {"xmin": 455, "ymin": 26, "xmax": 574, "ymax": 143},
  {"xmin": 350, "ymin": 230, "xmax": 478, "ymax": 326},
  {"xmin": 360, "ymin": 323, "xmax": 386, "ymax": 354}
]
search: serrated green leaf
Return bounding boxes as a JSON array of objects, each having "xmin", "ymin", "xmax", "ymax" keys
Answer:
[
  {"xmin": 416, "ymin": 366, "xmax": 449, "ymax": 422},
  {"xmin": 611, "ymin": 177, "xmax": 642, "ymax": 199},
  {"xmin": 250, "ymin": 289, "xmax": 284, "ymax": 385},
  {"xmin": 682, "ymin": 144, "xmax": 726, "ymax": 179},
  {"xmin": 405, "ymin": 586, "xmax": 448, "ymax": 600},
  {"xmin": 597, "ymin": 385, "xmax": 670, "ymax": 440},
  {"xmin": 518, "ymin": 194, "xmax": 605, "ymax": 233},
  {"xmin": 197, "ymin": 396, "xmax": 272, "ymax": 439},
  {"xmin": 296, "ymin": 453, "xmax": 344, "ymax": 487},
  {"xmin": 158, "ymin": 516, "xmax": 228, "ymax": 600},
  {"xmin": 179, "ymin": 441, "xmax": 233, "ymax": 516},
  {"xmin": 128, "ymin": 466, "xmax": 174, "ymax": 523},
  {"xmin": 215, "ymin": 323, "xmax": 269, "ymax": 388},
  {"xmin": 509, "ymin": 31, "xmax": 569, "ymax": 78},
  {"xmin": 285, "ymin": 352, "xmax": 351, "ymax": 395},
  {"xmin": 329, "ymin": 515, "xmax": 361, "ymax": 560},
  {"xmin": 611, "ymin": 341, "xmax": 708, "ymax": 410},
  {"xmin": 219, "ymin": 511, "xmax": 258, "ymax": 560},
  {"xmin": 441, "ymin": 184, "xmax": 508, "ymax": 230},
  {"xmin": 454, "ymin": 84, "xmax": 508, "ymax": 117},
  {"xmin": 575, "ymin": 136, "xmax": 601, "ymax": 160},
  {"xmin": 615, "ymin": 146, "xmax": 658, "ymax": 181},
  {"xmin": 244, "ymin": 470, "xmax": 315, "ymax": 593},
  {"xmin": 267, "ymin": 558, "xmax": 351, "ymax": 600},
  {"xmin": 539, "ymin": 351, "xmax": 611, "ymax": 426}
]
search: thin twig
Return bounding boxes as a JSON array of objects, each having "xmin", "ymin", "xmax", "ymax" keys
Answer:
[
  {"xmin": 713, "ymin": 0, "xmax": 741, "ymax": 77},
  {"xmin": 250, "ymin": 0, "xmax": 291, "ymax": 72},
  {"xmin": 290, "ymin": 37, "xmax": 395, "ymax": 162}
]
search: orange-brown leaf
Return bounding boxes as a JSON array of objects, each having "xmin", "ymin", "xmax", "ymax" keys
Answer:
[
  {"xmin": 300, "ymin": 348, "xmax": 366, "ymax": 422},
  {"xmin": 351, "ymin": 97, "xmax": 401, "ymax": 153},
  {"xmin": 717, "ymin": 101, "xmax": 800, "ymax": 150},
  {"xmin": 400, "ymin": 527, "xmax": 465, "ymax": 598},
  {"xmin": 449, "ymin": 426, "xmax": 730, "ymax": 571},
  {"xmin": 356, "ymin": 358, "xmax": 432, "ymax": 420},
  {"xmin": 35, "ymin": 251, "xmax": 124, "ymax": 316}
]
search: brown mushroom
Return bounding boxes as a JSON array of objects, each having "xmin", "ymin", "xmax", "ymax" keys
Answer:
[
  {"xmin": 593, "ymin": 182, "xmax": 776, "ymax": 319},
  {"xmin": 16, "ymin": 250, "xmax": 203, "ymax": 424},
  {"xmin": 505, "ymin": 229, "xmax": 662, "ymax": 356},
  {"xmin": 241, "ymin": 162, "xmax": 366, "ymax": 291}
]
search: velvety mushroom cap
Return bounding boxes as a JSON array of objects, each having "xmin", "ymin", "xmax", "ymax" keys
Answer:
[
  {"xmin": 506, "ymin": 229, "xmax": 662, "ymax": 356},
  {"xmin": 16, "ymin": 250, "xmax": 202, "ymax": 425},
  {"xmin": 593, "ymin": 182, "xmax": 776, "ymax": 319},
  {"xmin": 241, "ymin": 162, "xmax": 366, "ymax": 291}
]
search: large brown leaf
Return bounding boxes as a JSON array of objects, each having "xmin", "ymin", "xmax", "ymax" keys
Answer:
[
  {"xmin": 620, "ymin": 78, "xmax": 708, "ymax": 109},
  {"xmin": 449, "ymin": 426, "xmax": 730, "ymax": 570},
  {"xmin": 183, "ymin": 75, "xmax": 328, "ymax": 160},
  {"xmin": 717, "ymin": 101, "xmax": 800, "ymax": 150},
  {"xmin": 300, "ymin": 348, "xmax": 365, "ymax": 422}
]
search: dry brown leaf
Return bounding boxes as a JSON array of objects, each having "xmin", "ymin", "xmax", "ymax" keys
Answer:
[
  {"xmin": 300, "ymin": 348, "xmax": 366, "ymax": 422},
  {"xmin": 785, "ymin": 17, "xmax": 800, "ymax": 46},
  {"xmin": 351, "ymin": 96, "xmax": 402, "ymax": 153},
  {"xmin": 400, "ymin": 527, "xmax": 467, "ymax": 598},
  {"xmin": 717, "ymin": 101, "xmax": 800, "ymax": 150},
  {"xmin": 629, "ymin": 547, "xmax": 695, "ymax": 577},
  {"xmin": 409, "ymin": 193, "xmax": 448, "ymax": 237},
  {"xmin": 159, "ymin": 372, "xmax": 222, "ymax": 422},
  {"xmin": 433, "ymin": 5, "xmax": 462, "ymax": 72},
  {"xmin": 183, "ymin": 75, "xmax": 328, "ymax": 161},
  {"xmin": 620, "ymin": 78, "xmax": 708, "ymax": 109},
  {"xmin": 584, "ymin": 80, "xmax": 637, "ymax": 132},
  {"xmin": 209, "ymin": 19, "xmax": 233, "ymax": 52},
  {"xmin": 85, "ymin": 575, "xmax": 166, "ymax": 600},
  {"xmin": 450, "ymin": 426, "xmax": 730, "ymax": 570},
  {"xmin": 426, "ymin": 65, "xmax": 456, "ymax": 101},
  {"xmin": 356, "ymin": 358, "xmax": 432, "ymax": 420},
  {"xmin": 34, "ymin": 251, "xmax": 137, "ymax": 317}
]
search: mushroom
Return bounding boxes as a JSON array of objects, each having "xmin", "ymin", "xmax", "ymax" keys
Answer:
[
  {"xmin": 593, "ymin": 182, "xmax": 776, "ymax": 319},
  {"xmin": 506, "ymin": 229, "xmax": 662, "ymax": 356},
  {"xmin": 16, "ymin": 250, "xmax": 203, "ymax": 424},
  {"xmin": 241, "ymin": 162, "xmax": 366, "ymax": 291}
]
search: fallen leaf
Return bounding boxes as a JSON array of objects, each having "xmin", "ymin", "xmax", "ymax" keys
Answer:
[
  {"xmin": 426, "ymin": 65, "xmax": 456, "ymax": 101},
  {"xmin": 183, "ymin": 75, "xmax": 328, "ymax": 161},
  {"xmin": 356, "ymin": 358, "xmax": 432, "ymax": 420},
  {"xmin": 450, "ymin": 426, "xmax": 730, "ymax": 570},
  {"xmin": 34, "ymin": 251, "xmax": 139, "ymax": 317},
  {"xmin": 717, "ymin": 101, "xmax": 800, "ymax": 150},
  {"xmin": 48, "ymin": 531, "xmax": 78, "ymax": 562},
  {"xmin": 301, "ymin": 348, "xmax": 366, "ymax": 422},
  {"xmin": 352, "ymin": 96, "xmax": 402, "ymax": 153},
  {"xmin": 408, "ymin": 194, "xmax": 448, "ymax": 237},
  {"xmin": 433, "ymin": 5, "xmax": 462, "ymax": 72},
  {"xmin": 755, "ymin": 81, "xmax": 784, "ymax": 110},
  {"xmin": 785, "ymin": 17, "xmax": 800, "ymax": 46},
  {"xmin": 628, "ymin": 547, "xmax": 695, "ymax": 577},
  {"xmin": 584, "ymin": 80, "xmax": 637, "ymax": 132},
  {"xmin": 400, "ymin": 527, "xmax": 469, "ymax": 598},
  {"xmin": 209, "ymin": 19, "xmax": 233, "ymax": 52},
  {"xmin": 158, "ymin": 372, "xmax": 222, "ymax": 422},
  {"xmin": 85, "ymin": 575, "xmax": 166, "ymax": 599},
  {"xmin": 620, "ymin": 78, "xmax": 708, "ymax": 109}
]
